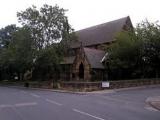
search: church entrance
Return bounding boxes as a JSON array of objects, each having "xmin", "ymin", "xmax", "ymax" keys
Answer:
[{"xmin": 79, "ymin": 63, "xmax": 84, "ymax": 79}]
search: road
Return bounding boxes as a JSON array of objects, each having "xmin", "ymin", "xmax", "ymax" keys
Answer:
[{"xmin": 0, "ymin": 86, "xmax": 160, "ymax": 120}]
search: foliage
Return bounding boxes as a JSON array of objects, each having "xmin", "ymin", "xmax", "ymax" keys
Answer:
[
  {"xmin": 0, "ymin": 25, "xmax": 18, "ymax": 80},
  {"xmin": 10, "ymin": 27, "xmax": 35, "ymax": 74},
  {"xmin": 107, "ymin": 31, "xmax": 143, "ymax": 79},
  {"xmin": 17, "ymin": 4, "xmax": 74, "ymax": 50},
  {"xmin": 0, "ymin": 25, "xmax": 18, "ymax": 48},
  {"xmin": 16, "ymin": 4, "xmax": 76, "ymax": 80},
  {"xmin": 0, "ymin": 27, "xmax": 35, "ymax": 80},
  {"xmin": 107, "ymin": 20, "xmax": 160, "ymax": 80},
  {"xmin": 136, "ymin": 20, "xmax": 160, "ymax": 77},
  {"xmin": 2, "ymin": 4, "xmax": 159, "ymax": 81},
  {"xmin": 33, "ymin": 44, "xmax": 62, "ymax": 80},
  {"xmin": 0, "ymin": 4, "xmax": 75, "ymax": 81}
]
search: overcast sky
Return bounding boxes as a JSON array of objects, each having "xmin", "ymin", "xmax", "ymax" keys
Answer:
[{"xmin": 0, "ymin": 0, "xmax": 159, "ymax": 30}]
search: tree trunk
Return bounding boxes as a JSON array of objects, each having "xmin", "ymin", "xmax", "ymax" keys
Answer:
[{"xmin": 19, "ymin": 73, "xmax": 23, "ymax": 81}]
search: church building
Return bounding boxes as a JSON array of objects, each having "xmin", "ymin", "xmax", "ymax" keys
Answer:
[{"xmin": 60, "ymin": 16, "xmax": 133, "ymax": 81}]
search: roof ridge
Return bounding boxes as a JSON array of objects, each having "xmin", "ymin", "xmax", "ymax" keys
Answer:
[
  {"xmin": 76, "ymin": 16, "xmax": 129, "ymax": 32},
  {"xmin": 71, "ymin": 16, "xmax": 132, "ymax": 48}
]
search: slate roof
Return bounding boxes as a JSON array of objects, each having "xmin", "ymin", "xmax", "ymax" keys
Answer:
[
  {"xmin": 61, "ymin": 48, "xmax": 106, "ymax": 69},
  {"xmin": 84, "ymin": 48, "xmax": 105, "ymax": 69},
  {"xmin": 60, "ymin": 56, "xmax": 75, "ymax": 64},
  {"xmin": 62, "ymin": 16, "xmax": 132, "ymax": 69},
  {"xmin": 71, "ymin": 16, "xmax": 130, "ymax": 48}
]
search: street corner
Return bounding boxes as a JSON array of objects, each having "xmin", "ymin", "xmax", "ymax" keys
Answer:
[
  {"xmin": 146, "ymin": 96, "xmax": 160, "ymax": 111},
  {"xmin": 87, "ymin": 89, "xmax": 115, "ymax": 94}
]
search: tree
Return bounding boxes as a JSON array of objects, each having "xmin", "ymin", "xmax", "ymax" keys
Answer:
[
  {"xmin": 107, "ymin": 20, "xmax": 160, "ymax": 80},
  {"xmin": 0, "ymin": 27, "xmax": 35, "ymax": 80},
  {"xmin": 17, "ymin": 4, "xmax": 76, "ymax": 80},
  {"xmin": 33, "ymin": 45, "xmax": 62, "ymax": 80},
  {"xmin": 0, "ymin": 47, "xmax": 13, "ymax": 80},
  {"xmin": 0, "ymin": 25, "xmax": 18, "ymax": 80},
  {"xmin": 136, "ymin": 20, "xmax": 160, "ymax": 77},
  {"xmin": 0, "ymin": 25, "xmax": 18, "ymax": 48},
  {"xmin": 17, "ymin": 4, "xmax": 74, "ymax": 50},
  {"xmin": 106, "ymin": 31, "xmax": 143, "ymax": 80}
]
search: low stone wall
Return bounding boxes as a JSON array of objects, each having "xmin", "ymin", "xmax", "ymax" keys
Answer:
[
  {"xmin": 59, "ymin": 78, "xmax": 160, "ymax": 91},
  {"xmin": 59, "ymin": 81, "xmax": 101, "ymax": 91},
  {"xmin": 109, "ymin": 78, "xmax": 160, "ymax": 89},
  {"xmin": 1, "ymin": 78, "xmax": 160, "ymax": 91},
  {"xmin": 0, "ymin": 80, "xmax": 53, "ymax": 89},
  {"xmin": 28, "ymin": 81, "xmax": 53, "ymax": 89}
]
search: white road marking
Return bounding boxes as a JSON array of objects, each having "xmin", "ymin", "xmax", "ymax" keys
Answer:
[
  {"xmin": 73, "ymin": 108, "xmax": 106, "ymax": 120},
  {"xmin": 0, "ymin": 104, "xmax": 12, "ymax": 108},
  {"xmin": 30, "ymin": 93, "xmax": 40, "ymax": 98},
  {"xmin": 46, "ymin": 99, "xmax": 62, "ymax": 106},
  {"xmin": 0, "ymin": 102, "xmax": 37, "ymax": 109},
  {"xmin": 14, "ymin": 102, "xmax": 37, "ymax": 107}
]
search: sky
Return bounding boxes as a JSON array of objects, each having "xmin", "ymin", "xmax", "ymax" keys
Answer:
[{"xmin": 0, "ymin": 0, "xmax": 159, "ymax": 30}]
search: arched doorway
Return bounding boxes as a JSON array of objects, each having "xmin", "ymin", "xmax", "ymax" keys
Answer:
[{"xmin": 79, "ymin": 63, "xmax": 84, "ymax": 79}]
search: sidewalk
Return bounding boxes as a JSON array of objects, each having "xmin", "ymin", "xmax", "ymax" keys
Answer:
[
  {"xmin": 146, "ymin": 96, "xmax": 160, "ymax": 111},
  {"xmin": 1, "ymin": 84, "xmax": 160, "ymax": 97}
]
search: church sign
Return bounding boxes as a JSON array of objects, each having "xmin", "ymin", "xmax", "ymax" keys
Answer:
[{"xmin": 102, "ymin": 82, "xmax": 110, "ymax": 88}]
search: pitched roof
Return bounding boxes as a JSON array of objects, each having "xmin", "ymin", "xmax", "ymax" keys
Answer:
[
  {"xmin": 71, "ymin": 16, "xmax": 131, "ymax": 48},
  {"xmin": 84, "ymin": 48, "xmax": 105, "ymax": 69},
  {"xmin": 60, "ymin": 56, "xmax": 75, "ymax": 64}
]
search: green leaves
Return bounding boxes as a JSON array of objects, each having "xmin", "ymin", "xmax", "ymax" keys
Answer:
[
  {"xmin": 137, "ymin": 20, "xmax": 160, "ymax": 77},
  {"xmin": 0, "ymin": 26, "xmax": 35, "ymax": 80},
  {"xmin": 0, "ymin": 25, "xmax": 18, "ymax": 48},
  {"xmin": 109, "ymin": 31, "xmax": 141, "ymax": 68},
  {"xmin": 17, "ymin": 4, "xmax": 72, "ymax": 50},
  {"xmin": 15, "ymin": 4, "xmax": 75, "ymax": 80},
  {"xmin": 107, "ymin": 20, "xmax": 160, "ymax": 79}
]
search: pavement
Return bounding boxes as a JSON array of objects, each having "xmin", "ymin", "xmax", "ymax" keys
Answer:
[
  {"xmin": 2, "ymin": 84, "xmax": 160, "ymax": 94},
  {"xmin": 0, "ymin": 85, "xmax": 160, "ymax": 120},
  {"xmin": 146, "ymin": 96, "xmax": 160, "ymax": 111}
]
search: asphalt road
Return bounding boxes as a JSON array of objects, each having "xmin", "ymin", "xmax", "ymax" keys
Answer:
[{"xmin": 0, "ymin": 86, "xmax": 160, "ymax": 120}]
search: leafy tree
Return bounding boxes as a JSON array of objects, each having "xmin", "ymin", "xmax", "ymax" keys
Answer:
[
  {"xmin": 107, "ymin": 20, "xmax": 160, "ymax": 80},
  {"xmin": 9, "ymin": 26, "xmax": 35, "ymax": 80},
  {"xmin": 0, "ymin": 25, "xmax": 18, "ymax": 48},
  {"xmin": 0, "ymin": 47, "xmax": 14, "ymax": 80},
  {"xmin": 17, "ymin": 4, "xmax": 74, "ymax": 50},
  {"xmin": 17, "ymin": 4, "xmax": 76, "ymax": 81},
  {"xmin": 136, "ymin": 20, "xmax": 160, "ymax": 77},
  {"xmin": 33, "ymin": 45, "xmax": 62, "ymax": 80},
  {"xmin": 107, "ymin": 31, "xmax": 143, "ymax": 80},
  {"xmin": 0, "ymin": 27, "xmax": 35, "ymax": 80},
  {"xmin": 0, "ymin": 25, "xmax": 18, "ymax": 80}
]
